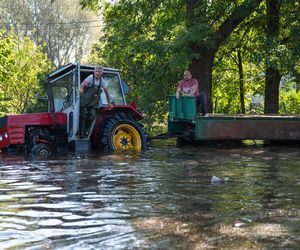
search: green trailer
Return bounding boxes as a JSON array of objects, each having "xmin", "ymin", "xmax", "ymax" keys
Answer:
[{"xmin": 168, "ymin": 95, "xmax": 300, "ymax": 144}]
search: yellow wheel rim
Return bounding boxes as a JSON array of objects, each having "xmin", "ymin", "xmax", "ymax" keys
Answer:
[{"xmin": 112, "ymin": 124, "xmax": 142, "ymax": 151}]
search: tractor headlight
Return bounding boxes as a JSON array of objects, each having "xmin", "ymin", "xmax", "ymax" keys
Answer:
[
  {"xmin": 4, "ymin": 132, "xmax": 8, "ymax": 139},
  {"xmin": 0, "ymin": 135, "xmax": 3, "ymax": 141}
]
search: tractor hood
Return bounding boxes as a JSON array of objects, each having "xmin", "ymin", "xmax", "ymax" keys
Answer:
[{"xmin": 0, "ymin": 112, "xmax": 67, "ymax": 149}]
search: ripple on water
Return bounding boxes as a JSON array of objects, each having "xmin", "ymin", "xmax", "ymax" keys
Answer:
[
  {"xmin": 19, "ymin": 201, "xmax": 84, "ymax": 209},
  {"xmin": 34, "ymin": 186, "xmax": 62, "ymax": 192},
  {"xmin": 47, "ymin": 194, "xmax": 68, "ymax": 198},
  {"xmin": 0, "ymin": 223, "xmax": 26, "ymax": 230},
  {"xmin": 0, "ymin": 195, "xmax": 15, "ymax": 201},
  {"xmin": 38, "ymin": 219, "xmax": 63, "ymax": 227},
  {"xmin": 17, "ymin": 210, "xmax": 72, "ymax": 218},
  {"xmin": 0, "ymin": 179, "xmax": 19, "ymax": 184},
  {"xmin": 62, "ymin": 215, "xmax": 86, "ymax": 220}
]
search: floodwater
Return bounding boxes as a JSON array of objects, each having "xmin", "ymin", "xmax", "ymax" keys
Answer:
[{"xmin": 0, "ymin": 141, "xmax": 299, "ymax": 249}]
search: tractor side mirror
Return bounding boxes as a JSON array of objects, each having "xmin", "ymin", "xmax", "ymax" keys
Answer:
[{"xmin": 121, "ymin": 80, "xmax": 129, "ymax": 95}]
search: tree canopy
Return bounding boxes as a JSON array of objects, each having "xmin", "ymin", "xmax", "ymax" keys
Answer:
[
  {"xmin": 81, "ymin": 0, "xmax": 300, "ymax": 132},
  {"xmin": 0, "ymin": 30, "xmax": 49, "ymax": 115}
]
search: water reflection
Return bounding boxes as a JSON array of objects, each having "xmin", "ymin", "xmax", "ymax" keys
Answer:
[{"xmin": 0, "ymin": 144, "xmax": 299, "ymax": 249}]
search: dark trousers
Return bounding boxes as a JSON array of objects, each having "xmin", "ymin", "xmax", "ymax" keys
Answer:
[
  {"xmin": 196, "ymin": 93, "xmax": 207, "ymax": 116},
  {"xmin": 79, "ymin": 106, "xmax": 97, "ymax": 136}
]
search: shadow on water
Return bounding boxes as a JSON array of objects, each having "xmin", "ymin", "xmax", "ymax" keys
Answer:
[{"xmin": 0, "ymin": 141, "xmax": 299, "ymax": 249}]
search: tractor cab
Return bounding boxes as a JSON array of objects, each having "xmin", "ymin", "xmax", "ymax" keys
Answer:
[
  {"xmin": 47, "ymin": 63, "xmax": 145, "ymax": 152},
  {"xmin": 48, "ymin": 63, "xmax": 126, "ymax": 139}
]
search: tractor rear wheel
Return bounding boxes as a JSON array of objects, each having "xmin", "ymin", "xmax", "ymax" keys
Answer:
[
  {"xmin": 30, "ymin": 143, "xmax": 52, "ymax": 157},
  {"xmin": 100, "ymin": 113, "xmax": 147, "ymax": 152}
]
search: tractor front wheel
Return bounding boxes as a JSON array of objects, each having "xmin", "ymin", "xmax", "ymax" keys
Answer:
[{"xmin": 100, "ymin": 113, "xmax": 147, "ymax": 152}]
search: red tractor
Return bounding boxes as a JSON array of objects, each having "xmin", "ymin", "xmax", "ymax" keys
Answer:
[{"xmin": 0, "ymin": 63, "xmax": 147, "ymax": 157}]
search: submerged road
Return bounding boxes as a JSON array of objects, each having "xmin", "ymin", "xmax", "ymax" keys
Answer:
[{"xmin": 0, "ymin": 142, "xmax": 299, "ymax": 249}]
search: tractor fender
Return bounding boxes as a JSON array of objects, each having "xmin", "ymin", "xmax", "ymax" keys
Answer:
[{"xmin": 101, "ymin": 104, "xmax": 144, "ymax": 120}]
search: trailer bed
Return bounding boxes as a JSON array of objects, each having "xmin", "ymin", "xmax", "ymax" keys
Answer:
[
  {"xmin": 195, "ymin": 114, "xmax": 300, "ymax": 140},
  {"xmin": 168, "ymin": 96, "xmax": 300, "ymax": 142}
]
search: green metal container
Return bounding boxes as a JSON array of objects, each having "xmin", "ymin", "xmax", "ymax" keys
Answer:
[
  {"xmin": 168, "ymin": 95, "xmax": 196, "ymax": 120},
  {"xmin": 183, "ymin": 96, "xmax": 196, "ymax": 119},
  {"xmin": 168, "ymin": 96, "xmax": 177, "ymax": 118},
  {"xmin": 177, "ymin": 97, "xmax": 184, "ymax": 118}
]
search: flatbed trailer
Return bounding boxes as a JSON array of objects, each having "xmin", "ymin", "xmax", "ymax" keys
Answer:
[{"xmin": 167, "ymin": 96, "xmax": 300, "ymax": 144}]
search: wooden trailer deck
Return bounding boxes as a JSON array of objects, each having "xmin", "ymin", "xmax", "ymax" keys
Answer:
[{"xmin": 168, "ymin": 96, "xmax": 300, "ymax": 142}]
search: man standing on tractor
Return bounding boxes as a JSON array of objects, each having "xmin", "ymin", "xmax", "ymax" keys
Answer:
[
  {"xmin": 79, "ymin": 66, "xmax": 112, "ymax": 137},
  {"xmin": 176, "ymin": 69, "xmax": 208, "ymax": 117}
]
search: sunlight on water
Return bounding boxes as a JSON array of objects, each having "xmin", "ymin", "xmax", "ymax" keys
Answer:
[{"xmin": 0, "ymin": 145, "xmax": 299, "ymax": 249}]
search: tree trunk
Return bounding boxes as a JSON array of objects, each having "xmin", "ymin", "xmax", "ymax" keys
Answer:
[
  {"xmin": 264, "ymin": 0, "xmax": 281, "ymax": 114},
  {"xmin": 189, "ymin": 47, "xmax": 216, "ymax": 112},
  {"xmin": 265, "ymin": 68, "xmax": 281, "ymax": 113},
  {"xmin": 237, "ymin": 50, "xmax": 246, "ymax": 114}
]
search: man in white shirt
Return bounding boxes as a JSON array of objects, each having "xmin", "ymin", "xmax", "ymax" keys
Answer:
[{"xmin": 79, "ymin": 66, "xmax": 112, "ymax": 137}]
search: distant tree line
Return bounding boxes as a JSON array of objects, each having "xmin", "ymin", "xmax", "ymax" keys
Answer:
[
  {"xmin": 0, "ymin": 0, "xmax": 100, "ymax": 115},
  {"xmin": 0, "ymin": 0, "xmax": 99, "ymax": 67}
]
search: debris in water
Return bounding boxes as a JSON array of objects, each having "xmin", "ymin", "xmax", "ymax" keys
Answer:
[
  {"xmin": 211, "ymin": 175, "xmax": 228, "ymax": 185},
  {"xmin": 233, "ymin": 222, "xmax": 245, "ymax": 228}
]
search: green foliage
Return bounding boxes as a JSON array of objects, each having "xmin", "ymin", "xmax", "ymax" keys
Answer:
[
  {"xmin": 87, "ymin": 0, "xmax": 191, "ymax": 132},
  {"xmin": 213, "ymin": 22, "xmax": 266, "ymax": 113},
  {"xmin": 212, "ymin": 0, "xmax": 300, "ymax": 114},
  {"xmin": 25, "ymin": 72, "xmax": 49, "ymax": 113},
  {"xmin": 280, "ymin": 90, "xmax": 300, "ymax": 114},
  {"xmin": 82, "ymin": 0, "xmax": 300, "ymax": 131},
  {"xmin": 0, "ymin": 30, "xmax": 49, "ymax": 116},
  {"xmin": 280, "ymin": 78, "xmax": 300, "ymax": 114},
  {"xmin": 79, "ymin": 0, "xmax": 102, "ymax": 10},
  {"xmin": 84, "ymin": 1, "xmax": 266, "ymax": 126}
]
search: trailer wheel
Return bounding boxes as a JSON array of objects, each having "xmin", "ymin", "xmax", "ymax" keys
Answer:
[
  {"xmin": 30, "ymin": 143, "xmax": 52, "ymax": 157},
  {"xmin": 100, "ymin": 113, "xmax": 147, "ymax": 152}
]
